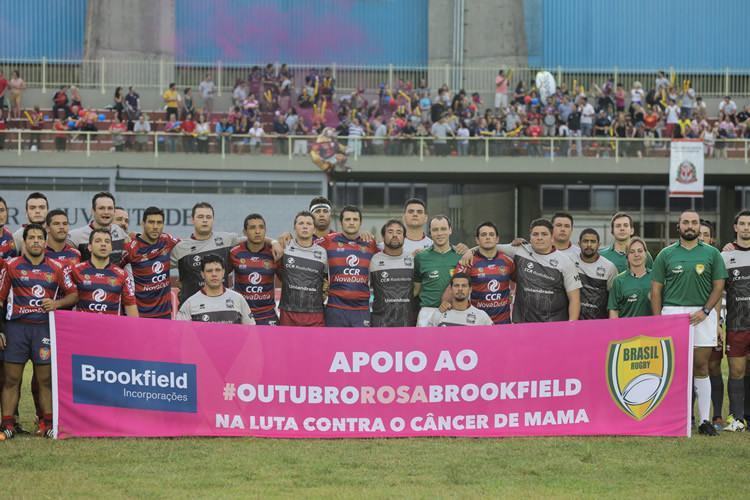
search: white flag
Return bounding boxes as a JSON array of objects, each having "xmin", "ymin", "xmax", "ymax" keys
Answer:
[{"xmin": 669, "ymin": 140, "xmax": 704, "ymax": 197}]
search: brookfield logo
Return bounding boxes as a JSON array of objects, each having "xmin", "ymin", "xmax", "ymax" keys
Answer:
[
  {"xmin": 606, "ymin": 336, "xmax": 674, "ymax": 421},
  {"xmin": 72, "ymin": 355, "xmax": 197, "ymax": 413}
]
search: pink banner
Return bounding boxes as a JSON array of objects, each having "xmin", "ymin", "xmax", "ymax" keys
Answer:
[{"xmin": 51, "ymin": 311, "xmax": 693, "ymax": 439}]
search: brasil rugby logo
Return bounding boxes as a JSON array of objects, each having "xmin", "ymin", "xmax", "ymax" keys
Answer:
[{"xmin": 606, "ymin": 336, "xmax": 674, "ymax": 421}]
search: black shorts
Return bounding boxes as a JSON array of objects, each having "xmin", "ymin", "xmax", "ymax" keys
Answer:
[{"xmin": 4, "ymin": 321, "xmax": 51, "ymax": 365}]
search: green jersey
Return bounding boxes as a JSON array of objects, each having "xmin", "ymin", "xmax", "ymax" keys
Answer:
[
  {"xmin": 413, "ymin": 246, "xmax": 460, "ymax": 308},
  {"xmin": 652, "ymin": 241, "xmax": 728, "ymax": 307},
  {"xmin": 607, "ymin": 270, "xmax": 653, "ymax": 318},
  {"xmin": 600, "ymin": 245, "xmax": 654, "ymax": 273}
]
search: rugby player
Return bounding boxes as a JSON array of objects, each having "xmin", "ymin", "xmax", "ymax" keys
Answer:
[
  {"xmin": 176, "ymin": 254, "xmax": 254, "ymax": 324},
  {"xmin": 114, "ymin": 206, "xmax": 130, "ymax": 233},
  {"xmin": 570, "ymin": 228, "xmax": 617, "ymax": 320},
  {"xmin": 277, "ymin": 211, "xmax": 328, "ymax": 327},
  {"xmin": 68, "ymin": 192, "xmax": 130, "ymax": 263},
  {"xmin": 0, "ymin": 224, "xmax": 78, "ymax": 439},
  {"xmin": 45, "ymin": 209, "xmax": 81, "ymax": 269},
  {"xmin": 600, "ymin": 212, "xmax": 653, "ymax": 273},
  {"xmin": 171, "ymin": 202, "xmax": 241, "ymax": 306},
  {"xmin": 454, "ymin": 221, "xmax": 514, "ymax": 324},
  {"xmin": 12, "ymin": 192, "xmax": 48, "ymax": 253},
  {"xmin": 651, "ymin": 210, "xmax": 727, "ymax": 436},
  {"xmin": 414, "ymin": 215, "xmax": 461, "ymax": 327},
  {"xmin": 309, "ymin": 196, "xmax": 335, "ymax": 239},
  {"xmin": 369, "ymin": 219, "xmax": 417, "ymax": 327},
  {"xmin": 120, "ymin": 207, "xmax": 180, "ymax": 319},
  {"xmin": 401, "ymin": 198, "xmax": 433, "ymax": 254},
  {"xmin": 551, "ymin": 212, "xmax": 580, "ymax": 259},
  {"xmin": 229, "ymin": 213, "xmax": 279, "ymax": 325},
  {"xmin": 318, "ymin": 206, "xmax": 377, "ymax": 327},
  {"xmin": 72, "ymin": 229, "xmax": 137, "ymax": 316},
  {"xmin": 424, "ymin": 273, "xmax": 493, "ymax": 327},
  {"xmin": 0, "ymin": 196, "xmax": 16, "ymax": 260},
  {"xmin": 721, "ymin": 210, "xmax": 750, "ymax": 431},
  {"xmin": 608, "ymin": 237, "xmax": 653, "ymax": 318}
]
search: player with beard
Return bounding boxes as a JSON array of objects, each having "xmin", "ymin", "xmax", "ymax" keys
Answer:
[
  {"xmin": 68, "ymin": 192, "xmax": 130, "ymax": 263},
  {"xmin": 651, "ymin": 210, "xmax": 727, "ymax": 436},
  {"xmin": 608, "ymin": 237, "xmax": 653, "ymax": 318},
  {"xmin": 600, "ymin": 212, "xmax": 653, "ymax": 273},
  {"xmin": 72, "ymin": 229, "xmax": 138, "ymax": 316},
  {"xmin": 369, "ymin": 219, "xmax": 417, "ymax": 327},
  {"xmin": 570, "ymin": 228, "xmax": 617, "ymax": 320},
  {"xmin": 114, "ymin": 206, "xmax": 129, "ymax": 234},
  {"xmin": 45, "ymin": 209, "xmax": 81, "ymax": 270},
  {"xmin": 120, "ymin": 207, "xmax": 180, "ymax": 319},
  {"xmin": 0, "ymin": 224, "xmax": 77, "ymax": 439},
  {"xmin": 424, "ymin": 273, "xmax": 493, "ymax": 327},
  {"xmin": 177, "ymin": 255, "xmax": 254, "ymax": 324},
  {"xmin": 0, "ymin": 196, "xmax": 16, "ymax": 260},
  {"xmin": 12, "ymin": 192, "xmax": 48, "ymax": 253},
  {"xmin": 721, "ymin": 211, "xmax": 750, "ymax": 431}
]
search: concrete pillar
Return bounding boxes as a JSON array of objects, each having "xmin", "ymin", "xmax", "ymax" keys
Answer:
[
  {"xmin": 718, "ymin": 182, "xmax": 738, "ymax": 247},
  {"xmin": 83, "ymin": 0, "xmax": 176, "ymax": 90},
  {"xmin": 516, "ymin": 184, "xmax": 541, "ymax": 238}
]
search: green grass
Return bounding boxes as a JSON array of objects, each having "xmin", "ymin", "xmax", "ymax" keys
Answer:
[{"xmin": 4, "ymin": 368, "xmax": 747, "ymax": 498}]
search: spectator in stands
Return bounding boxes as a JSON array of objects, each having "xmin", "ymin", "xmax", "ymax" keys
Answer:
[
  {"xmin": 27, "ymin": 105, "xmax": 44, "ymax": 151},
  {"xmin": 371, "ymin": 118, "xmax": 387, "ymax": 155},
  {"xmin": 0, "ymin": 114, "xmax": 6, "ymax": 149},
  {"xmin": 630, "ymin": 81, "xmax": 644, "ymax": 115},
  {"xmin": 513, "ymin": 81, "xmax": 526, "ymax": 105},
  {"xmin": 694, "ymin": 96, "xmax": 707, "ymax": 119},
  {"xmin": 125, "ymin": 86, "xmax": 141, "ymax": 124},
  {"xmin": 52, "ymin": 86, "xmax": 70, "ymax": 119},
  {"xmin": 9, "ymin": 70, "xmax": 25, "ymax": 119},
  {"xmin": 162, "ymin": 83, "xmax": 180, "ymax": 119},
  {"xmin": 53, "ymin": 118, "xmax": 66, "ymax": 151},
  {"xmin": 242, "ymin": 93, "xmax": 259, "ymax": 121},
  {"xmin": 738, "ymin": 105, "xmax": 750, "ymax": 138},
  {"xmin": 247, "ymin": 120, "xmax": 265, "ymax": 154},
  {"xmin": 181, "ymin": 112, "xmax": 196, "ymax": 153},
  {"xmin": 298, "ymin": 87, "xmax": 313, "ymax": 109},
  {"xmin": 593, "ymin": 110, "xmax": 611, "ymax": 137},
  {"xmin": 702, "ymin": 121, "xmax": 717, "ymax": 158},
  {"xmin": 542, "ymin": 102, "xmax": 557, "ymax": 136},
  {"xmin": 664, "ymin": 99, "xmax": 680, "ymax": 138},
  {"xmin": 558, "ymin": 118, "xmax": 570, "ymax": 157},
  {"xmin": 320, "ymin": 67, "xmax": 335, "ymax": 102},
  {"xmin": 580, "ymin": 97, "xmax": 595, "ymax": 137},
  {"xmin": 181, "ymin": 88, "xmax": 195, "ymax": 120},
  {"xmin": 291, "ymin": 117, "xmax": 309, "ymax": 156},
  {"xmin": 680, "ymin": 86, "xmax": 695, "ymax": 118},
  {"xmin": 109, "ymin": 116, "xmax": 127, "ymax": 152},
  {"xmin": 112, "ymin": 86, "xmax": 125, "ymax": 120},
  {"xmin": 199, "ymin": 73, "xmax": 216, "ymax": 115},
  {"xmin": 494, "ymin": 70, "xmax": 509, "ymax": 112},
  {"xmin": 614, "ymin": 83, "xmax": 626, "ymax": 113},
  {"xmin": 163, "ymin": 113, "xmax": 181, "ymax": 153},
  {"xmin": 719, "ymin": 96, "xmax": 737, "ymax": 121},
  {"xmin": 0, "ymin": 70, "xmax": 6, "ymax": 118},
  {"xmin": 456, "ymin": 120, "xmax": 470, "ymax": 156},
  {"xmin": 273, "ymin": 112, "xmax": 289, "ymax": 155},
  {"xmin": 430, "ymin": 115, "xmax": 453, "ymax": 156},
  {"xmin": 70, "ymin": 86, "xmax": 83, "ymax": 109},
  {"xmin": 195, "ymin": 114, "xmax": 210, "ymax": 153},
  {"xmin": 567, "ymin": 103, "xmax": 582, "ymax": 157},
  {"xmin": 215, "ymin": 116, "xmax": 234, "ymax": 154},
  {"xmin": 233, "ymin": 115, "xmax": 250, "ymax": 153},
  {"xmin": 655, "ymin": 71, "xmax": 670, "ymax": 92},
  {"xmin": 232, "ymin": 80, "xmax": 248, "ymax": 107},
  {"xmin": 262, "ymin": 63, "xmax": 278, "ymax": 96},
  {"xmin": 133, "ymin": 114, "xmax": 151, "ymax": 152}
]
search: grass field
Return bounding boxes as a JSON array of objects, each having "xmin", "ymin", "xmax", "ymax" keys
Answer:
[{"xmin": 4, "ymin": 368, "xmax": 747, "ymax": 498}]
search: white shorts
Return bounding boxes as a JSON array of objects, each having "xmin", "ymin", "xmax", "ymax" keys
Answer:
[
  {"xmin": 417, "ymin": 307, "xmax": 439, "ymax": 327},
  {"xmin": 494, "ymin": 93, "xmax": 508, "ymax": 109},
  {"xmin": 661, "ymin": 306, "xmax": 717, "ymax": 347}
]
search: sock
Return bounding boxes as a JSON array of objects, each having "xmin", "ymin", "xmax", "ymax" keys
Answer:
[
  {"xmin": 710, "ymin": 375, "xmax": 724, "ymax": 419},
  {"xmin": 694, "ymin": 376, "xmax": 712, "ymax": 424},
  {"xmin": 1, "ymin": 416, "xmax": 16, "ymax": 428},
  {"xmin": 729, "ymin": 378, "xmax": 745, "ymax": 420},
  {"xmin": 43, "ymin": 413, "xmax": 53, "ymax": 428},
  {"xmin": 744, "ymin": 375, "xmax": 750, "ymax": 419}
]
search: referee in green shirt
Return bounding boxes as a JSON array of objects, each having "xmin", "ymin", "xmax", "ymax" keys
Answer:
[
  {"xmin": 651, "ymin": 210, "xmax": 727, "ymax": 436},
  {"xmin": 413, "ymin": 215, "xmax": 460, "ymax": 327},
  {"xmin": 608, "ymin": 237, "xmax": 652, "ymax": 318}
]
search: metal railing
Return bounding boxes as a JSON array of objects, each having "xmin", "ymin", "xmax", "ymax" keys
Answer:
[
  {"xmin": 4, "ymin": 58, "xmax": 750, "ymax": 97},
  {"xmin": 2, "ymin": 130, "xmax": 748, "ymax": 164}
]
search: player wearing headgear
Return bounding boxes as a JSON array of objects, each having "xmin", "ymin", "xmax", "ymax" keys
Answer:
[
  {"xmin": 72, "ymin": 229, "xmax": 137, "ymax": 316},
  {"xmin": 176, "ymin": 254, "xmax": 255, "ymax": 324}
]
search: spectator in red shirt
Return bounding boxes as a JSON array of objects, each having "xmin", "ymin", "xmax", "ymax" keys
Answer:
[
  {"xmin": 108, "ymin": 116, "xmax": 127, "ymax": 152},
  {"xmin": 0, "ymin": 114, "xmax": 6, "ymax": 150},
  {"xmin": 0, "ymin": 70, "xmax": 7, "ymax": 119},
  {"xmin": 527, "ymin": 118, "xmax": 543, "ymax": 156},
  {"xmin": 27, "ymin": 105, "xmax": 44, "ymax": 151},
  {"xmin": 52, "ymin": 86, "xmax": 70, "ymax": 119},
  {"xmin": 181, "ymin": 112, "xmax": 196, "ymax": 153}
]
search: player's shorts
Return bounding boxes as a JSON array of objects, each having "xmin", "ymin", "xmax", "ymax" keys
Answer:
[
  {"xmin": 4, "ymin": 321, "xmax": 52, "ymax": 365},
  {"xmin": 711, "ymin": 335, "xmax": 724, "ymax": 361},
  {"xmin": 254, "ymin": 311, "xmax": 279, "ymax": 326},
  {"xmin": 661, "ymin": 306, "xmax": 717, "ymax": 348},
  {"xmin": 279, "ymin": 309, "xmax": 325, "ymax": 327},
  {"xmin": 417, "ymin": 307, "xmax": 439, "ymax": 327},
  {"xmin": 325, "ymin": 307, "xmax": 370, "ymax": 328},
  {"xmin": 726, "ymin": 331, "xmax": 750, "ymax": 358}
]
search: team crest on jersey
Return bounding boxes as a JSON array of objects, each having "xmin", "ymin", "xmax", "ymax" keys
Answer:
[
  {"xmin": 733, "ymin": 269, "xmax": 740, "ymax": 277},
  {"xmin": 550, "ymin": 258, "xmax": 558, "ymax": 267},
  {"xmin": 263, "ymin": 261, "xmax": 271, "ymax": 269},
  {"xmin": 109, "ymin": 278, "xmax": 117, "ymax": 287},
  {"xmin": 21, "ymin": 269, "xmax": 27, "ymax": 276},
  {"xmin": 466, "ymin": 312, "xmax": 476, "ymax": 324},
  {"xmin": 607, "ymin": 336, "xmax": 674, "ymax": 421},
  {"xmin": 313, "ymin": 251, "xmax": 322, "ymax": 259},
  {"xmin": 596, "ymin": 266, "xmax": 605, "ymax": 277},
  {"xmin": 226, "ymin": 299, "xmax": 234, "ymax": 308},
  {"xmin": 39, "ymin": 347, "xmax": 51, "ymax": 361},
  {"xmin": 214, "ymin": 237, "xmax": 224, "ymax": 246},
  {"xmin": 337, "ymin": 242, "xmax": 344, "ymax": 248},
  {"xmin": 360, "ymin": 246, "xmax": 367, "ymax": 253},
  {"xmin": 695, "ymin": 264, "xmax": 705, "ymax": 275},
  {"xmin": 45, "ymin": 273, "xmax": 54, "ymax": 283},
  {"xmin": 201, "ymin": 314, "xmax": 210, "ymax": 322},
  {"xmin": 404, "ymin": 257, "xmax": 412, "ymax": 266}
]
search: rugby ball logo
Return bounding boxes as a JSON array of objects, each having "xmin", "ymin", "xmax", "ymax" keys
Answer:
[{"xmin": 607, "ymin": 336, "xmax": 674, "ymax": 421}]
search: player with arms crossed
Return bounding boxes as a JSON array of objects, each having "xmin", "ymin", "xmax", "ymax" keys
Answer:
[
  {"xmin": 651, "ymin": 210, "xmax": 727, "ymax": 436},
  {"xmin": 120, "ymin": 207, "xmax": 180, "ymax": 319},
  {"xmin": 177, "ymin": 255, "xmax": 255, "ymax": 325},
  {"xmin": 72, "ymin": 229, "xmax": 138, "ymax": 316},
  {"xmin": 0, "ymin": 224, "xmax": 77, "ymax": 439},
  {"xmin": 608, "ymin": 237, "xmax": 653, "ymax": 318},
  {"xmin": 423, "ymin": 273, "xmax": 493, "ymax": 327},
  {"xmin": 369, "ymin": 220, "xmax": 417, "ymax": 327},
  {"xmin": 229, "ymin": 214, "xmax": 279, "ymax": 325}
]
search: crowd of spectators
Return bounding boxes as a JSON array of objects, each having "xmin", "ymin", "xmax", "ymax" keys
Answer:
[{"xmin": 1, "ymin": 64, "xmax": 749, "ymax": 158}]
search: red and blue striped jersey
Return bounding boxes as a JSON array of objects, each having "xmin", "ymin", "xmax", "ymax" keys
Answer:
[
  {"xmin": 456, "ymin": 250, "xmax": 515, "ymax": 324},
  {"xmin": 0, "ymin": 255, "xmax": 77, "ymax": 324},
  {"xmin": 72, "ymin": 261, "xmax": 136, "ymax": 315},
  {"xmin": 0, "ymin": 226, "xmax": 16, "ymax": 260},
  {"xmin": 45, "ymin": 244, "xmax": 82, "ymax": 269},
  {"xmin": 318, "ymin": 233, "xmax": 378, "ymax": 311},
  {"xmin": 120, "ymin": 233, "xmax": 180, "ymax": 319},
  {"xmin": 229, "ymin": 242, "xmax": 278, "ymax": 322}
]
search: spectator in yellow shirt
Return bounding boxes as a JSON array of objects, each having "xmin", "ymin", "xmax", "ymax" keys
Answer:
[{"xmin": 162, "ymin": 82, "xmax": 180, "ymax": 119}]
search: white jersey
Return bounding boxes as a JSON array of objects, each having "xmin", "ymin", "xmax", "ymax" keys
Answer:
[
  {"xmin": 68, "ymin": 222, "xmax": 130, "ymax": 264},
  {"xmin": 569, "ymin": 254, "xmax": 618, "ymax": 320},
  {"xmin": 378, "ymin": 234, "xmax": 433, "ymax": 256},
  {"xmin": 556, "ymin": 243, "xmax": 580, "ymax": 260},
  {"xmin": 176, "ymin": 288, "xmax": 255, "ymax": 325},
  {"xmin": 426, "ymin": 305, "xmax": 493, "ymax": 327}
]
